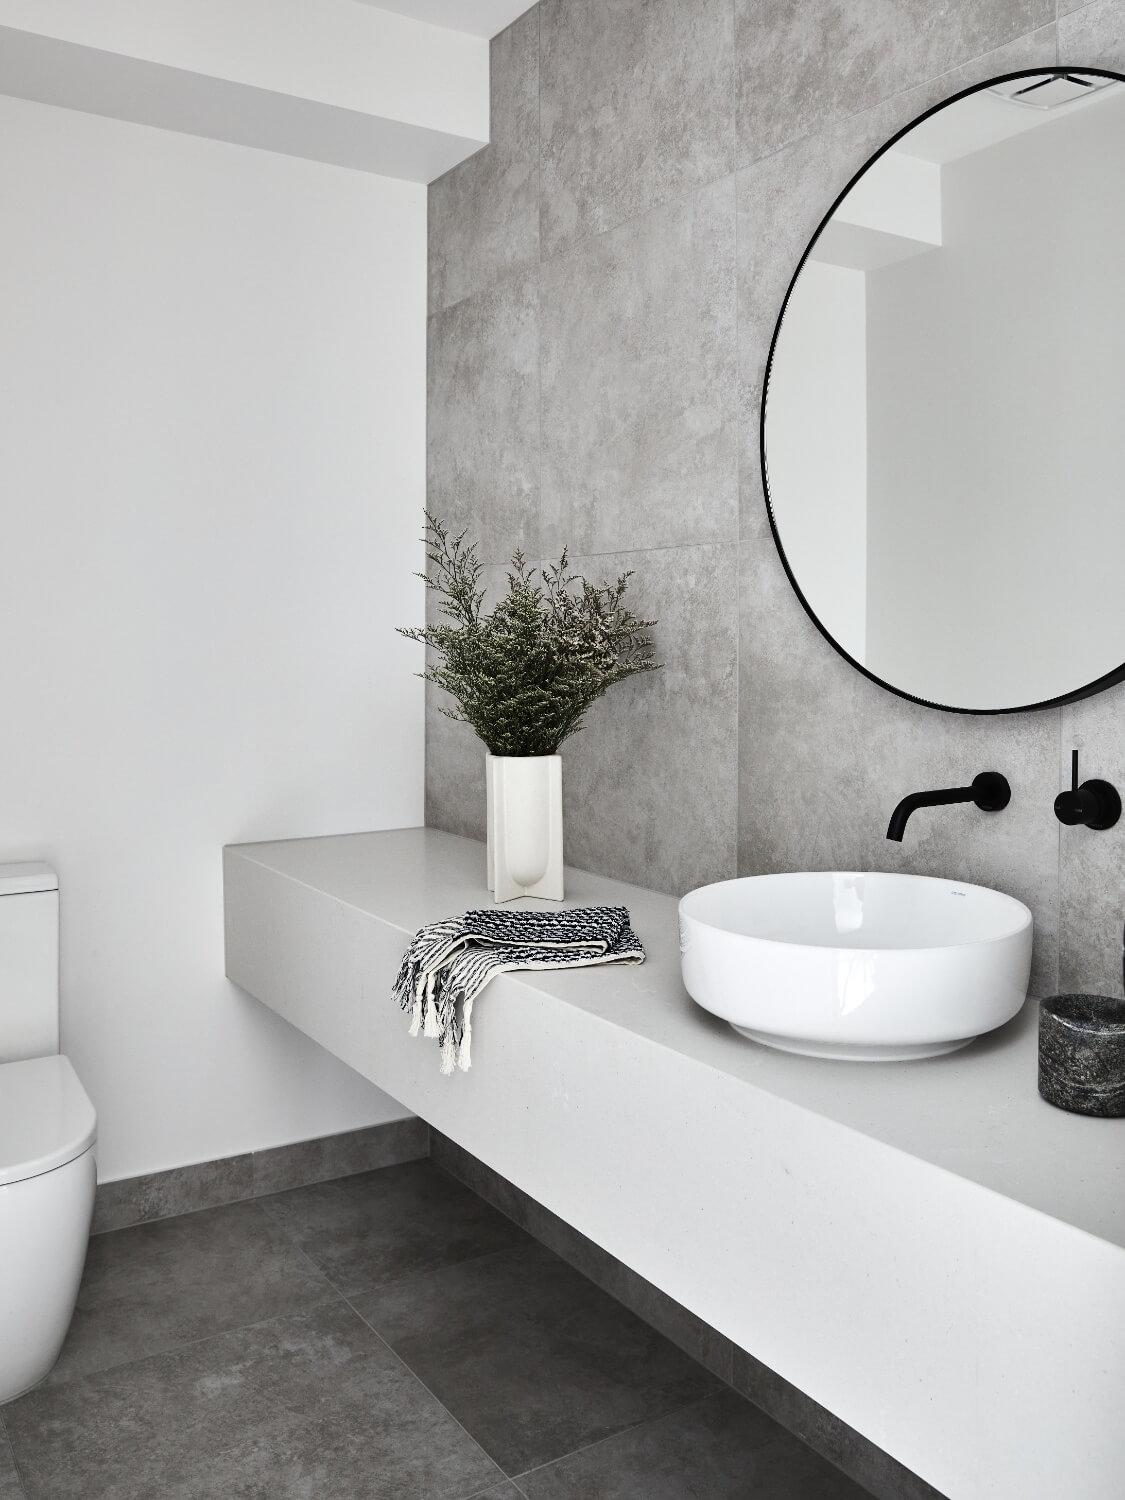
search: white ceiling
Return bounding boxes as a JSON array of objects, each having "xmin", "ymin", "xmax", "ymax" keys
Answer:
[
  {"xmin": 353, "ymin": 0, "xmax": 537, "ymax": 38},
  {"xmin": 896, "ymin": 77, "xmax": 1120, "ymax": 165}
]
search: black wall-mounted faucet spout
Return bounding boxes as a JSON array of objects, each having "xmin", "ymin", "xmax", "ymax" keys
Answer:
[{"xmin": 886, "ymin": 771, "xmax": 1011, "ymax": 842}]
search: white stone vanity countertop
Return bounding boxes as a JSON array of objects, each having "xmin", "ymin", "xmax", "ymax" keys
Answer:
[{"xmin": 229, "ymin": 826, "xmax": 1124, "ymax": 1251}]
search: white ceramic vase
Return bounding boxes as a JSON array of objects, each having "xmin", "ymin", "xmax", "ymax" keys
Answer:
[{"xmin": 485, "ymin": 753, "xmax": 564, "ymax": 902}]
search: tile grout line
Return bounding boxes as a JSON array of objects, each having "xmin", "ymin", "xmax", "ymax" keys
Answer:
[
  {"xmin": 4, "ymin": 1290, "xmax": 347, "ymax": 1419},
  {"xmin": 16, "ymin": 1204, "xmax": 350, "ymax": 1406},
  {"xmin": 429, "ymin": 1151, "xmax": 943, "ymax": 1496},
  {"xmin": 345, "ymin": 1286, "xmax": 724, "ymax": 1493},
  {"xmin": 295, "ymin": 1238, "xmax": 533, "ymax": 1305},
  {"xmin": 431, "ymin": 18, "xmax": 1057, "ymax": 322},
  {"xmin": 429, "ymin": 1156, "xmax": 732, "ymax": 1386},
  {"xmin": 508, "ymin": 1390, "xmax": 729, "ymax": 1491},
  {"xmin": 458, "ymin": 537, "xmax": 741, "ymax": 573},
  {"xmin": 341, "ymin": 1294, "xmax": 508, "ymax": 1491},
  {"xmin": 0, "ymin": 1411, "xmax": 30, "ymax": 1499},
  {"xmin": 254, "ymin": 1171, "xmax": 534, "ymax": 1304}
]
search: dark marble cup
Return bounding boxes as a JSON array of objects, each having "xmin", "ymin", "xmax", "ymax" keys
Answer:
[{"xmin": 1039, "ymin": 994, "xmax": 1125, "ymax": 1117}]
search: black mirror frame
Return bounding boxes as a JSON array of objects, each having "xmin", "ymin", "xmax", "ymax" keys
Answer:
[{"xmin": 760, "ymin": 66, "xmax": 1125, "ymax": 716}]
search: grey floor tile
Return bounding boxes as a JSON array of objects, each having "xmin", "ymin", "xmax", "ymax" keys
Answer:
[
  {"xmin": 517, "ymin": 1389, "xmax": 872, "ymax": 1497},
  {"xmin": 257, "ymin": 1159, "xmax": 529, "ymax": 1296},
  {"xmin": 47, "ymin": 1198, "xmax": 334, "ymax": 1388},
  {"xmin": 0, "ymin": 1423, "xmax": 24, "ymax": 1500},
  {"xmin": 4, "ymin": 1303, "xmax": 500, "ymax": 1500},
  {"xmin": 355, "ymin": 1241, "xmax": 718, "ymax": 1477}
]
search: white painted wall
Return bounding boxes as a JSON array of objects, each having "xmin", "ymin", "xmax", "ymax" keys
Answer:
[
  {"xmin": 864, "ymin": 93, "xmax": 1125, "ymax": 706},
  {"xmin": 767, "ymin": 261, "xmax": 867, "ymax": 659},
  {"xmin": 0, "ymin": 94, "xmax": 426, "ymax": 1181}
]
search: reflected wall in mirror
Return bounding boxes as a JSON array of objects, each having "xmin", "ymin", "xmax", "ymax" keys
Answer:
[{"xmin": 763, "ymin": 69, "xmax": 1125, "ymax": 713}]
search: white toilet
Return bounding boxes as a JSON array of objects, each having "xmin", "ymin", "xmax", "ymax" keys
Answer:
[{"xmin": 0, "ymin": 863, "xmax": 97, "ymax": 1404}]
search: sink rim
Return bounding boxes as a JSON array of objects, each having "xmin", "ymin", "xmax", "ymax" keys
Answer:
[{"xmin": 679, "ymin": 870, "xmax": 1033, "ymax": 954}]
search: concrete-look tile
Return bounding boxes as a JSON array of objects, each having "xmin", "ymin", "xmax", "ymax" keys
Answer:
[
  {"xmin": 517, "ymin": 1388, "xmax": 868, "ymax": 1499},
  {"xmin": 429, "ymin": 11, "xmax": 540, "ymax": 315},
  {"xmin": 426, "ymin": 683, "xmax": 490, "ymax": 841},
  {"xmin": 356, "ymin": 1241, "xmax": 717, "ymax": 1477},
  {"xmin": 249, "ymin": 1117, "xmax": 429, "ymax": 1198},
  {"xmin": 732, "ymin": 1348, "xmax": 945, "ymax": 1500},
  {"xmin": 92, "ymin": 1152, "xmax": 253, "ymax": 1234},
  {"xmin": 736, "ymin": 27, "xmax": 1060, "ymax": 437},
  {"xmin": 4, "ymin": 1303, "xmax": 500, "ymax": 1500},
  {"xmin": 736, "ymin": 522, "xmax": 1062, "ymax": 996},
  {"xmin": 1059, "ymin": 683, "xmax": 1125, "ymax": 995},
  {"xmin": 734, "ymin": 0, "xmax": 1054, "ymax": 164},
  {"xmin": 431, "ymin": 1134, "xmax": 735, "ymax": 1384},
  {"xmin": 1060, "ymin": 0, "xmax": 1125, "ymax": 65},
  {"xmin": 428, "ymin": 271, "xmax": 540, "ymax": 563},
  {"xmin": 560, "ymin": 543, "xmax": 738, "ymax": 895},
  {"xmin": 47, "ymin": 1199, "xmax": 334, "ymax": 1389},
  {"xmin": 257, "ymin": 1159, "xmax": 528, "ymax": 1296},
  {"xmin": 539, "ymin": 0, "xmax": 735, "ymax": 259},
  {"xmin": 541, "ymin": 179, "xmax": 738, "ymax": 557}
]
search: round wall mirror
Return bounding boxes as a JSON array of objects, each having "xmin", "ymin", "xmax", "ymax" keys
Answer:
[{"xmin": 762, "ymin": 68, "xmax": 1125, "ymax": 714}]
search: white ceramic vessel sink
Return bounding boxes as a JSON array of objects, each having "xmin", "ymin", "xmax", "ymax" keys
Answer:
[{"xmin": 679, "ymin": 872, "xmax": 1032, "ymax": 1061}]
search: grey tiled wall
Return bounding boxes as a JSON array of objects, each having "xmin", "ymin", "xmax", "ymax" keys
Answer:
[{"xmin": 426, "ymin": 0, "xmax": 1125, "ymax": 994}]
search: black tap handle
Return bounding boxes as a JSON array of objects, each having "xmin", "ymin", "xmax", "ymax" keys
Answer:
[{"xmin": 1055, "ymin": 749, "xmax": 1121, "ymax": 831}]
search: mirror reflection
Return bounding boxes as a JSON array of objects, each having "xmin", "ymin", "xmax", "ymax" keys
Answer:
[{"xmin": 764, "ymin": 71, "xmax": 1125, "ymax": 712}]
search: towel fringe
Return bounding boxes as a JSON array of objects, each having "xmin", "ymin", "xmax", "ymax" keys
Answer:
[
  {"xmin": 439, "ymin": 1029, "xmax": 457, "ymax": 1076},
  {"xmin": 457, "ymin": 995, "xmax": 474, "ymax": 1071},
  {"xmin": 396, "ymin": 906, "xmax": 645, "ymax": 1076}
]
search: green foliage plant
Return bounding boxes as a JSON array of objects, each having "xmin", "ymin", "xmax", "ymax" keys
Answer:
[{"xmin": 399, "ymin": 515, "xmax": 660, "ymax": 758}]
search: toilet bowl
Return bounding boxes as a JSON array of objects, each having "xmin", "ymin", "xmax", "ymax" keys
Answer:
[
  {"xmin": 0, "ymin": 865, "xmax": 97, "ymax": 1404},
  {"xmin": 0, "ymin": 1056, "xmax": 96, "ymax": 1402}
]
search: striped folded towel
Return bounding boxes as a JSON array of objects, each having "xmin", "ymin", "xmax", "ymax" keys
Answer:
[{"xmin": 393, "ymin": 905, "xmax": 645, "ymax": 1075}]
